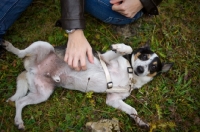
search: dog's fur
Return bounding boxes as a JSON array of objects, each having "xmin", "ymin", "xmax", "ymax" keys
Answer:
[{"xmin": 3, "ymin": 40, "xmax": 173, "ymax": 130}]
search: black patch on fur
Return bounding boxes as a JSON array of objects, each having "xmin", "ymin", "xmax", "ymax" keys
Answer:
[
  {"xmin": 123, "ymin": 54, "xmax": 133, "ymax": 66},
  {"xmin": 92, "ymin": 50, "xmax": 99, "ymax": 59},
  {"xmin": 149, "ymin": 57, "xmax": 162, "ymax": 74},
  {"xmin": 134, "ymin": 47, "xmax": 154, "ymax": 61}
]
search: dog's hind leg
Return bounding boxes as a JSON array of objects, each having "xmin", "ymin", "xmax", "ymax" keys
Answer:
[
  {"xmin": 106, "ymin": 93, "xmax": 149, "ymax": 129},
  {"xmin": 7, "ymin": 71, "xmax": 28, "ymax": 102},
  {"xmin": 3, "ymin": 40, "xmax": 20, "ymax": 55},
  {"xmin": 2, "ymin": 40, "xmax": 28, "ymax": 58},
  {"xmin": 14, "ymin": 86, "xmax": 53, "ymax": 130},
  {"xmin": 3, "ymin": 40, "xmax": 54, "ymax": 60}
]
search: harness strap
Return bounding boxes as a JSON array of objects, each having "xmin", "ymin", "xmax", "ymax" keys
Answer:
[
  {"xmin": 97, "ymin": 52, "xmax": 134, "ymax": 92},
  {"xmin": 127, "ymin": 61, "xmax": 134, "ymax": 89},
  {"xmin": 97, "ymin": 52, "xmax": 113, "ymax": 88}
]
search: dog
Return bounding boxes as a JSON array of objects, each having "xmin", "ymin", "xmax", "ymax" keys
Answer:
[{"xmin": 2, "ymin": 40, "xmax": 173, "ymax": 130}]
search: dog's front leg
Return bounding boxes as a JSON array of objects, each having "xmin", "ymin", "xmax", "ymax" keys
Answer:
[
  {"xmin": 106, "ymin": 93, "xmax": 149, "ymax": 129},
  {"xmin": 101, "ymin": 44, "xmax": 132, "ymax": 63}
]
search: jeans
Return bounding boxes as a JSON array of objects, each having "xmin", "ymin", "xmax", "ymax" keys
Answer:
[
  {"xmin": 85, "ymin": 0, "xmax": 143, "ymax": 25},
  {"xmin": 0, "ymin": 0, "xmax": 33, "ymax": 39},
  {"xmin": 0, "ymin": 0, "xmax": 143, "ymax": 39}
]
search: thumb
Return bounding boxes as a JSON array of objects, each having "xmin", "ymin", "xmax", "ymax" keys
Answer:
[
  {"xmin": 110, "ymin": 0, "xmax": 122, "ymax": 4},
  {"xmin": 112, "ymin": 3, "xmax": 122, "ymax": 12}
]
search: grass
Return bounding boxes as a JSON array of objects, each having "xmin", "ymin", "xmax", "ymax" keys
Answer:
[{"xmin": 0, "ymin": 0, "xmax": 200, "ymax": 131}]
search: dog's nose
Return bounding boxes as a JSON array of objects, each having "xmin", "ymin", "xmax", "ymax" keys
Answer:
[{"xmin": 137, "ymin": 66, "xmax": 144, "ymax": 74}]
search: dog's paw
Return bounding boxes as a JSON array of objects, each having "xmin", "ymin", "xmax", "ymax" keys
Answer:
[
  {"xmin": 15, "ymin": 117, "xmax": 25, "ymax": 130},
  {"xmin": 140, "ymin": 123, "xmax": 150, "ymax": 130},
  {"xmin": 0, "ymin": 39, "xmax": 5, "ymax": 45},
  {"xmin": 1, "ymin": 40, "xmax": 13, "ymax": 51},
  {"xmin": 137, "ymin": 120, "xmax": 150, "ymax": 130},
  {"xmin": 6, "ymin": 98, "xmax": 11, "ymax": 102},
  {"xmin": 6, "ymin": 96, "xmax": 17, "ymax": 102},
  {"xmin": 6, "ymin": 93, "xmax": 23, "ymax": 102},
  {"xmin": 0, "ymin": 39, "xmax": 6, "ymax": 48},
  {"xmin": 111, "ymin": 43, "xmax": 132, "ymax": 55},
  {"xmin": 17, "ymin": 123, "xmax": 25, "ymax": 130}
]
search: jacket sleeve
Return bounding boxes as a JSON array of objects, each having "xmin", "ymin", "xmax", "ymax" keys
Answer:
[
  {"xmin": 140, "ymin": 0, "xmax": 162, "ymax": 15},
  {"xmin": 60, "ymin": 0, "xmax": 85, "ymax": 30}
]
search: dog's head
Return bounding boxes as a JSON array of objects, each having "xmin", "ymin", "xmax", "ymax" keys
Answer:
[{"xmin": 130, "ymin": 43, "xmax": 173, "ymax": 78}]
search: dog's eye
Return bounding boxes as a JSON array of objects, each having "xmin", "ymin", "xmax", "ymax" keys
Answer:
[
  {"xmin": 141, "ymin": 54, "xmax": 148, "ymax": 60},
  {"xmin": 151, "ymin": 65, "xmax": 157, "ymax": 71}
]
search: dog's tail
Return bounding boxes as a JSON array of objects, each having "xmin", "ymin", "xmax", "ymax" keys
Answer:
[{"xmin": 7, "ymin": 71, "xmax": 28, "ymax": 102}]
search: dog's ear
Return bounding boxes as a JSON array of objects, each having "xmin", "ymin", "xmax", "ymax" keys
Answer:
[{"xmin": 161, "ymin": 63, "xmax": 173, "ymax": 72}]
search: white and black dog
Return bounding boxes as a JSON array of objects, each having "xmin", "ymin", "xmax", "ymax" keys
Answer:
[{"xmin": 2, "ymin": 40, "xmax": 172, "ymax": 130}]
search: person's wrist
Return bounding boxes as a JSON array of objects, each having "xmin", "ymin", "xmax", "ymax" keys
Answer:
[
  {"xmin": 67, "ymin": 29, "xmax": 84, "ymax": 38},
  {"xmin": 66, "ymin": 29, "xmax": 83, "ymax": 34}
]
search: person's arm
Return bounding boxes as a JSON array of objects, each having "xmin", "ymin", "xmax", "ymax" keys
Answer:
[
  {"xmin": 60, "ymin": 0, "xmax": 94, "ymax": 71},
  {"xmin": 60, "ymin": 0, "xmax": 85, "ymax": 29}
]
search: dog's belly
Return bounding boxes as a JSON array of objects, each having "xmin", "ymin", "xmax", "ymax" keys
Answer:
[
  {"xmin": 57, "ymin": 59, "xmax": 129, "ymax": 93},
  {"xmin": 35, "ymin": 55, "xmax": 129, "ymax": 93},
  {"xmin": 58, "ymin": 64, "xmax": 108, "ymax": 93}
]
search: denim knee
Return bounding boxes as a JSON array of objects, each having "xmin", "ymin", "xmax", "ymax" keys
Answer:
[{"xmin": 0, "ymin": 0, "xmax": 33, "ymax": 38}]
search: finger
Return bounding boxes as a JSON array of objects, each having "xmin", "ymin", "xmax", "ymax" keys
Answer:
[
  {"xmin": 67, "ymin": 55, "xmax": 73, "ymax": 68},
  {"xmin": 72, "ymin": 57, "xmax": 80, "ymax": 71},
  {"xmin": 80, "ymin": 56, "xmax": 87, "ymax": 71},
  {"xmin": 112, "ymin": 4, "xmax": 124, "ymax": 12},
  {"xmin": 110, "ymin": 0, "xmax": 122, "ymax": 4},
  {"xmin": 74, "ymin": 67, "xmax": 80, "ymax": 71},
  {"xmin": 65, "ymin": 53, "xmax": 74, "ymax": 69},
  {"xmin": 64, "ymin": 53, "xmax": 68, "ymax": 63},
  {"xmin": 87, "ymin": 48, "xmax": 94, "ymax": 64}
]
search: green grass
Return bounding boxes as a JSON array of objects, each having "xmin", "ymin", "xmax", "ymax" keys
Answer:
[{"xmin": 0, "ymin": 0, "xmax": 200, "ymax": 131}]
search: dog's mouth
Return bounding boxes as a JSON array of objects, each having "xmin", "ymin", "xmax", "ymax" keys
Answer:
[{"xmin": 134, "ymin": 71, "xmax": 139, "ymax": 76}]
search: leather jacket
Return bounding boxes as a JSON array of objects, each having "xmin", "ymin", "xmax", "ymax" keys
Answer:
[{"xmin": 59, "ymin": 0, "xmax": 162, "ymax": 30}]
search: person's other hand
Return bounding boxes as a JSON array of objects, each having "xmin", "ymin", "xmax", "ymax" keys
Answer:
[
  {"xmin": 64, "ymin": 30, "xmax": 94, "ymax": 71},
  {"xmin": 110, "ymin": 0, "xmax": 143, "ymax": 18}
]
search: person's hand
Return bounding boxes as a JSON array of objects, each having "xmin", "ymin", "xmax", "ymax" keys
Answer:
[
  {"xmin": 64, "ymin": 30, "xmax": 94, "ymax": 71},
  {"xmin": 110, "ymin": 0, "xmax": 143, "ymax": 18}
]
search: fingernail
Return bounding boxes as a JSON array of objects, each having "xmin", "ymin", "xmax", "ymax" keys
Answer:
[
  {"xmin": 75, "ymin": 67, "xmax": 80, "ymax": 71},
  {"xmin": 82, "ymin": 66, "xmax": 87, "ymax": 71}
]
